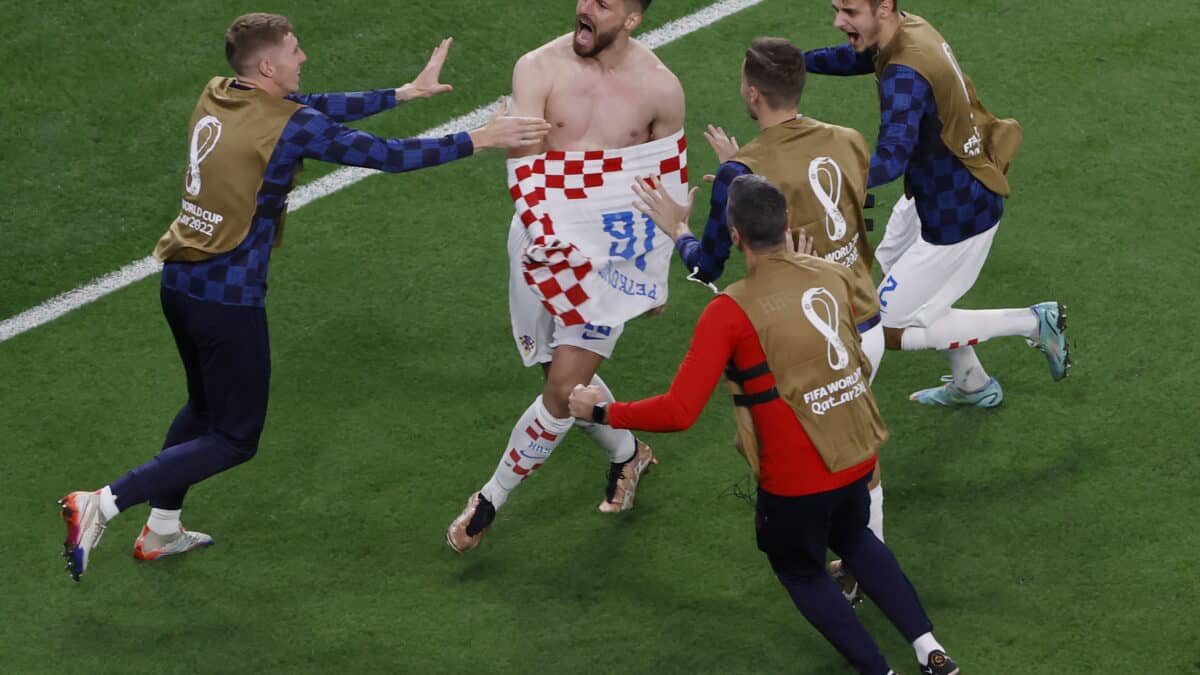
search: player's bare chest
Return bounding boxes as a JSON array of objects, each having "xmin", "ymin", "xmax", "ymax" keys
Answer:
[{"xmin": 545, "ymin": 73, "xmax": 654, "ymax": 148}]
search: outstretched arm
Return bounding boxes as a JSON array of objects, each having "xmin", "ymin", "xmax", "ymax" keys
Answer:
[
  {"xmin": 280, "ymin": 103, "xmax": 548, "ymax": 172},
  {"xmin": 867, "ymin": 64, "xmax": 930, "ymax": 188},
  {"xmin": 568, "ymin": 296, "xmax": 741, "ymax": 432},
  {"xmin": 286, "ymin": 89, "xmax": 399, "ymax": 123},
  {"xmin": 287, "ymin": 37, "xmax": 457, "ymax": 122},
  {"xmin": 675, "ymin": 161, "xmax": 751, "ymax": 284},
  {"xmin": 804, "ymin": 45, "xmax": 876, "ymax": 76}
]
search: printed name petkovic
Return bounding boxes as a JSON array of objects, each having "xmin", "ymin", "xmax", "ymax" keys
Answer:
[
  {"xmin": 178, "ymin": 199, "xmax": 224, "ymax": 236},
  {"xmin": 597, "ymin": 261, "xmax": 659, "ymax": 300}
]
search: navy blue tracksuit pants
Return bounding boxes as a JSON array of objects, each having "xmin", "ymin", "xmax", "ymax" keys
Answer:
[
  {"xmin": 757, "ymin": 473, "xmax": 935, "ymax": 675},
  {"xmin": 108, "ymin": 286, "xmax": 270, "ymax": 511}
]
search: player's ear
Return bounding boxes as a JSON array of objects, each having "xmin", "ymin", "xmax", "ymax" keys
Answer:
[
  {"xmin": 256, "ymin": 53, "xmax": 273, "ymax": 79},
  {"xmin": 624, "ymin": 7, "xmax": 643, "ymax": 32}
]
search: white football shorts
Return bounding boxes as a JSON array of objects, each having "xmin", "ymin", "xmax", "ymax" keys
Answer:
[
  {"xmin": 876, "ymin": 196, "xmax": 1000, "ymax": 329},
  {"xmin": 508, "ymin": 222, "xmax": 624, "ymax": 367},
  {"xmin": 860, "ymin": 320, "xmax": 885, "ymax": 385}
]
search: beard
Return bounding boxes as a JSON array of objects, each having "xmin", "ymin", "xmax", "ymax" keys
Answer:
[{"xmin": 573, "ymin": 24, "xmax": 622, "ymax": 57}]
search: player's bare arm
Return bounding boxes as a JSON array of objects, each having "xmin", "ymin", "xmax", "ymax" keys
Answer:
[
  {"xmin": 507, "ymin": 47, "xmax": 555, "ymax": 158},
  {"xmin": 647, "ymin": 63, "xmax": 685, "ymax": 140}
]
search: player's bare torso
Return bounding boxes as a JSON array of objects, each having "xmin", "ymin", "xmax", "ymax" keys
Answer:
[{"xmin": 510, "ymin": 34, "xmax": 684, "ymax": 155}]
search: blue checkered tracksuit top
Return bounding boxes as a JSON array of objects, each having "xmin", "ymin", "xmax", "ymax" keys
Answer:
[
  {"xmin": 805, "ymin": 44, "xmax": 1004, "ymax": 245},
  {"xmin": 162, "ymin": 85, "xmax": 474, "ymax": 306}
]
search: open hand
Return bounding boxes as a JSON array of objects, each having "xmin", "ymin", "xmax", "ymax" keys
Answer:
[
  {"xmin": 470, "ymin": 97, "xmax": 552, "ymax": 150},
  {"xmin": 397, "ymin": 37, "xmax": 457, "ymax": 101},
  {"xmin": 704, "ymin": 124, "xmax": 739, "ymax": 163},
  {"xmin": 632, "ymin": 176, "xmax": 698, "ymax": 242},
  {"xmin": 568, "ymin": 384, "xmax": 604, "ymax": 420},
  {"xmin": 790, "ymin": 228, "xmax": 816, "ymax": 257}
]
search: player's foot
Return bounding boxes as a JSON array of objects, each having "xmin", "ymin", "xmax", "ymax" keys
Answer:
[
  {"xmin": 598, "ymin": 439, "xmax": 658, "ymax": 513},
  {"xmin": 910, "ymin": 375, "xmax": 1003, "ymax": 408},
  {"xmin": 133, "ymin": 525, "xmax": 214, "ymax": 561},
  {"xmin": 58, "ymin": 491, "xmax": 108, "ymax": 582},
  {"xmin": 1029, "ymin": 301, "xmax": 1071, "ymax": 381},
  {"xmin": 446, "ymin": 492, "xmax": 496, "ymax": 553},
  {"xmin": 921, "ymin": 650, "xmax": 960, "ymax": 675},
  {"xmin": 827, "ymin": 559, "xmax": 865, "ymax": 605}
]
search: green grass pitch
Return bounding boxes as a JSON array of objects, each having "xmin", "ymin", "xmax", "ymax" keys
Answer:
[{"xmin": 1, "ymin": 1, "xmax": 1197, "ymax": 672}]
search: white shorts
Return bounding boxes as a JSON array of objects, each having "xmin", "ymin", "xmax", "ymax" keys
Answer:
[
  {"xmin": 860, "ymin": 321, "xmax": 884, "ymax": 385},
  {"xmin": 876, "ymin": 196, "xmax": 999, "ymax": 329},
  {"xmin": 508, "ymin": 222, "xmax": 624, "ymax": 367}
]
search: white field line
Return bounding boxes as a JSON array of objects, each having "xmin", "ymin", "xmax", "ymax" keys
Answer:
[{"xmin": 0, "ymin": 0, "xmax": 763, "ymax": 344}]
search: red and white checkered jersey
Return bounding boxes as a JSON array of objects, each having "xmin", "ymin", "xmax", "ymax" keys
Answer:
[{"xmin": 506, "ymin": 129, "xmax": 689, "ymax": 327}]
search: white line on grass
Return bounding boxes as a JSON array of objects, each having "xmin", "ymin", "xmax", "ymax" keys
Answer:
[{"xmin": 0, "ymin": 0, "xmax": 763, "ymax": 344}]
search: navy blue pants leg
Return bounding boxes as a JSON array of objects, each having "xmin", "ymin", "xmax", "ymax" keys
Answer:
[
  {"xmin": 758, "ymin": 477, "xmax": 891, "ymax": 675},
  {"xmin": 829, "ymin": 505, "xmax": 934, "ymax": 643},
  {"xmin": 109, "ymin": 287, "xmax": 270, "ymax": 512},
  {"xmin": 148, "ymin": 404, "xmax": 209, "ymax": 510},
  {"xmin": 773, "ymin": 567, "xmax": 892, "ymax": 674},
  {"xmin": 148, "ymin": 298, "xmax": 213, "ymax": 510}
]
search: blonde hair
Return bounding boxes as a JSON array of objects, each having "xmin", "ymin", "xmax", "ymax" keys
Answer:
[{"xmin": 225, "ymin": 13, "xmax": 294, "ymax": 75}]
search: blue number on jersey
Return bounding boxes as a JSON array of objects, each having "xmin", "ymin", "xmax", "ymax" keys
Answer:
[
  {"xmin": 878, "ymin": 275, "xmax": 899, "ymax": 308},
  {"xmin": 601, "ymin": 211, "xmax": 657, "ymax": 272}
]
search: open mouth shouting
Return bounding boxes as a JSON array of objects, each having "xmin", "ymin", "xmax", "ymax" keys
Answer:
[{"xmin": 575, "ymin": 15, "xmax": 595, "ymax": 52}]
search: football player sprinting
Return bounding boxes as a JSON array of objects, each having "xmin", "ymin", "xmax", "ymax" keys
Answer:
[
  {"xmin": 805, "ymin": 0, "xmax": 1070, "ymax": 407},
  {"xmin": 58, "ymin": 13, "xmax": 549, "ymax": 581}
]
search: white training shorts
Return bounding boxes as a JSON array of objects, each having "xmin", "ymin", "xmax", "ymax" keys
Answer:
[
  {"xmin": 860, "ymin": 320, "xmax": 884, "ymax": 385},
  {"xmin": 508, "ymin": 222, "xmax": 625, "ymax": 367},
  {"xmin": 875, "ymin": 195, "xmax": 999, "ymax": 329}
]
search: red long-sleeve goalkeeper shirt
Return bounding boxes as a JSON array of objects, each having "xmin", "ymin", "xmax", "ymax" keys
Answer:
[{"xmin": 608, "ymin": 295, "xmax": 876, "ymax": 496}]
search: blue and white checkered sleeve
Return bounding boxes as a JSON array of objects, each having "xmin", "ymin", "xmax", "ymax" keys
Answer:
[
  {"xmin": 804, "ymin": 45, "xmax": 875, "ymax": 76},
  {"xmin": 868, "ymin": 65, "xmax": 930, "ymax": 188},
  {"xmin": 286, "ymin": 89, "xmax": 398, "ymax": 122},
  {"xmin": 279, "ymin": 107, "xmax": 474, "ymax": 172},
  {"xmin": 675, "ymin": 161, "xmax": 751, "ymax": 284}
]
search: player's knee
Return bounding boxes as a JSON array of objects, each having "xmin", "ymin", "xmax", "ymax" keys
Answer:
[
  {"xmin": 883, "ymin": 327, "xmax": 905, "ymax": 350},
  {"xmin": 210, "ymin": 432, "xmax": 259, "ymax": 467},
  {"xmin": 540, "ymin": 380, "xmax": 575, "ymax": 419}
]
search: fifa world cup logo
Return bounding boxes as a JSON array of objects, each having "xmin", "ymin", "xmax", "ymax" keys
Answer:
[
  {"xmin": 808, "ymin": 157, "xmax": 847, "ymax": 241},
  {"xmin": 802, "ymin": 287, "xmax": 850, "ymax": 371},
  {"xmin": 186, "ymin": 115, "xmax": 223, "ymax": 197}
]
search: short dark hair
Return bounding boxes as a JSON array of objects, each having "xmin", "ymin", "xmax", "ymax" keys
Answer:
[
  {"xmin": 742, "ymin": 37, "xmax": 806, "ymax": 109},
  {"xmin": 225, "ymin": 13, "xmax": 294, "ymax": 75},
  {"xmin": 727, "ymin": 175, "xmax": 789, "ymax": 252}
]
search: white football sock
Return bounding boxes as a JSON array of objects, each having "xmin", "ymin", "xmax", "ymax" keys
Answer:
[
  {"xmin": 868, "ymin": 484, "xmax": 884, "ymax": 542},
  {"xmin": 573, "ymin": 374, "xmax": 636, "ymax": 464},
  {"xmin": 97, "ymin": 486, "xmax": 119, "ymax": 522},
  {"xmin": 899, "ymin": 308, "xmax": 1037, "ymax": 352},
  {"xmin": 481, "ymin": 395, "xmax": 573, "ymax": 510},
  {"xmin": 147, "ymin": 508, "xmax": 182, "ymax": 536},
  {"xmin": 944, "ymin": 345, "xmax": 991, "ymax": 393},
  {"xmin": 913, "ymin": 632, "xmax": 946, "ymax": 666}
]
